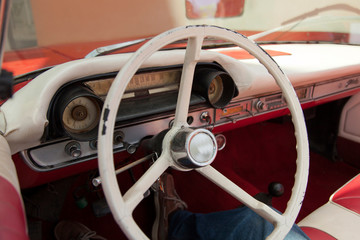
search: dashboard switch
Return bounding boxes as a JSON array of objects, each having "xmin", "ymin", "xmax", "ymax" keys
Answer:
[
  {"xmin": 255, "ymin": 100, "xmax": 268, "ymax": 111},
  {"xmin": 200, "ymin": 111, "xmax": 211, "ymax": 123},
  {"xmin": 113, "ymin": 131, "xmax": 125, "ymax": 145},
  {"xmin": 65, "ymin": 141, "xmax": 82, "ymax": 158}
]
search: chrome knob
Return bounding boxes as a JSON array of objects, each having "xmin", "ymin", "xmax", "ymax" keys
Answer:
[
  {"xmin": 65, "ymin": 141, "xmax": 82, "ymax": 158},
  {"xmin": 113, "ymin": 131, "xmax": 125, "ymax": 145},
  {"xmin": 255, "ymin": 100, "xmax": 268, "ymax": 111},
  {"xmin": 215, "ymin": 134, "xmax": 226, "ymax": 151},
  {"xmin": 200, "ymin": 111, "xmax": 211, "ymax": 123}
]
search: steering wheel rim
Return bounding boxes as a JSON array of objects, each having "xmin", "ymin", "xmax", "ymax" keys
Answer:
[{"xmin": 97, "ymin": 25, "xmax": 309, "ymax": 240}]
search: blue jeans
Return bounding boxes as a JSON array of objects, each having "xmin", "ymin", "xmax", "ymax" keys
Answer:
[{"xmin": 168, "ymin": 207, "xmax": 309, "ymax": 240}]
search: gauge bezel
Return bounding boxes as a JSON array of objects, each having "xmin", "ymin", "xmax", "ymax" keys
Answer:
[
  {"xmin": 54, "ymin": 86, "xmax": 103, "ymax": 141},
  {"xmin": 193, "ymin": 68, "xmax": 236, "ymax": 108},
  {"xmin": 62, "ymin": 96, "xmax": 101, "ymax": 134}
]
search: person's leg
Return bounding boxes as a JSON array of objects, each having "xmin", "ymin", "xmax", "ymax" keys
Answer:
[
  {"xmin": 168, "ymin": 207, "xmax": 309, "ymax": 240},
  {"xmin": 153, "ymin": 173, "xmax": 309, "ymax": 240}
]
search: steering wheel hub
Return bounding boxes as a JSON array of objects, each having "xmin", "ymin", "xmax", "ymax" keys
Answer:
[{"xmin": 170, "ymin": 128, "xmax": 217, "ymax": 168}]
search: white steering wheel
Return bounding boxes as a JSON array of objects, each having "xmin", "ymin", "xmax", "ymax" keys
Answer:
[{"xmin": 97, "ymin": 25, "xmax": 309, "ymax": 240}]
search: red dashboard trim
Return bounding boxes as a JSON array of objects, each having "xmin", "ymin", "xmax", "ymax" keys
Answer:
[{"xmin": 217, "ymin": 49, "xmax": 291, "ymax": 59}]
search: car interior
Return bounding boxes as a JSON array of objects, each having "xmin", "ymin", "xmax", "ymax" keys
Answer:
[{"xmin": 0, "ymin": 1, "xmax": 360, "ymax": 239}]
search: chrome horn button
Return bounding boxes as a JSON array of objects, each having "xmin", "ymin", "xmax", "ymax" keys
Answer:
[{"xmin": 171, "ymin": 128, "xmax": 218, "ymax": 168}]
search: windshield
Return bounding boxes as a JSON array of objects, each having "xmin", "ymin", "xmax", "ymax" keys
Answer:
[{"xmin": 3, "ymin": 0, "xmax": 360, "ymax": 76}]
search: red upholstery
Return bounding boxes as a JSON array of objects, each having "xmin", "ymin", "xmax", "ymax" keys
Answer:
[
  {"xmin": 0, "ymin": 176, "xmax": 28, "ymax": 240},
  {"xmin": 300, "ymin": 227, "xmax": 336, "ymax": 240},
  {"xmin": 299, "ymin": 174, "xmax": 360, "ymax": 239},
  {"xmin": 331, "ymin": 174, "xmax": 360, "ymax": 214}
]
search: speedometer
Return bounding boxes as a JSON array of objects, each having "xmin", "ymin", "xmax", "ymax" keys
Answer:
[
  {"xmin": 54, "ymin": 86, "xmax": 103, "ymax": 141},
  {"xmin": 84, "ymin": 68, "xmax": 182, "ymax": 97},
  {"xmin": 127, "ymin": 69, "xmax": 181, "ymax": 92},
  {"xmin": 62, "ymin": 96, "xmax": 100, "ymax": 134},
  {"xmin": 208, "ymin": 75, "xmax": 224, "ymax": 105},
  {"xmin": 194, "ymin": 68, "xmax": 236, "ymax": 108}
]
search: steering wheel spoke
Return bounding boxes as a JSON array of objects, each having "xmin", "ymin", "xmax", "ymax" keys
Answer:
[
  {"xmin": 196, "ymin": 165, "xmax": 284, "ymax": 225},
  {"xmin": 123, "ymin": 155, "xmax": 170, "ymax": 212},
  {"xmin": 173, "ymin": 36, "xmax": 204, "ymax": 127}
]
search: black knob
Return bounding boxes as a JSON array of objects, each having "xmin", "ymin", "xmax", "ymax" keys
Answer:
[{"xmin": 268, "ymin": 182, "xmax": 284, "ymax": 197}]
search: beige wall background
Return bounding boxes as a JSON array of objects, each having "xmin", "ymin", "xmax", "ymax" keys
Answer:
[
  {"xmin": 7, "ymin": 0, "xmax": 360, "ymax": 49},
  {"xmin": 30, "ymin": 0, "xmax": 177, "ymax": 46}
]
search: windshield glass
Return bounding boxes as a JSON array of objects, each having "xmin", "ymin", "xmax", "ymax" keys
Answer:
[{"xmin": 3, "ymin": 0, "xmax": 360, "ymax": 76}]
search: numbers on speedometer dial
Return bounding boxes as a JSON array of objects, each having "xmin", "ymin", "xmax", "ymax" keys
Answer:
[
  {"xmin": 62, "ymin": 96, "xmax": 101, "ymax": 134},
  {"xmin": 84, "ymin": 69, "xmax": 182, "ymax": 97}
]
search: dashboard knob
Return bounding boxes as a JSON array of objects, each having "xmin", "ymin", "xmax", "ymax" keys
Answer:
[
  {"xmin": 200, "ymin": 111, "xmax": 211, "ymax": 123},
  {"xmin": 65, "ymin": 141, "xmax": 82, "ymax": 158},
  {"xmin": 255, "ymin": 100, "xmax": 268, "ymax": 111},
  {"xmin": 113, "ymin": 131, "xmax": 125, "ymax": 145},
  {"xmin": 268, "ymin": 182, "xmax": 284, "ymax": 197}
]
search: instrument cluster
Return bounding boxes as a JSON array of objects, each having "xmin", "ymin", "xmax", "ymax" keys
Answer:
[
  {"xmin": 24, "ymin": 64, "xmax": 237, "ymax": 170},
  {"xmin": 49, "ymin": 64, "xmax": 237, "ymax": 142}
]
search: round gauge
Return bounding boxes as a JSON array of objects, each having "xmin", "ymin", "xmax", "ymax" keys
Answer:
[
  {"xmin": 194, "ymin": 67, "xmax": 237, "ymax": 108},
  {"xmin": 62, "ymin": 96, "xmax": 101, "ymax": 134},
  {"xmin": 208, "ymin": 75, "xmax": 224, "ymax": 105}
]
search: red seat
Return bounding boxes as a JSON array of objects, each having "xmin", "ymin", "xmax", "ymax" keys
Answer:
[
  {"xmin": 0, "ymin": 176, "xmax": 28, "ymax": 240},
  {"xmin": 300, "ymin": 227, "xmax": 336, "ymax": 240},
  {"xmin": 0, "ymin": 135, "xmax": 28, "ymax": 240},
  {"xmin": 331, "ymin": 174, "xmax": 360, "ymax": 214},
  {"xmin": 299, "ymin": 174, "xmax": 360, "ymax": 239}
]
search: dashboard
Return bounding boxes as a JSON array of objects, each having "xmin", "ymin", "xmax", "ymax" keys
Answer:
[
  {"xmin": 2, "ymin": 43, "xmax": 360, "ymax": 178},
  {"xmin": 22, "ymin": 63, "xmax": 238, "ymax": 170}
]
